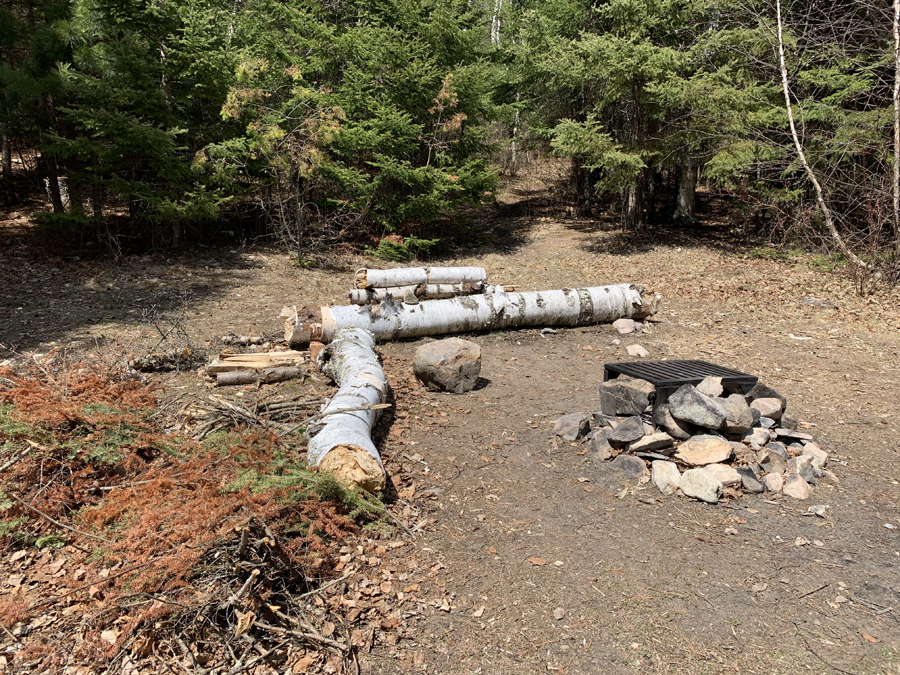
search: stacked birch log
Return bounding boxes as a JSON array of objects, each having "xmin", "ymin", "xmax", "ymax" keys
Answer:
[{"xmin": 288, "ymin": 266, "xmax": 661, "ymax": 492}]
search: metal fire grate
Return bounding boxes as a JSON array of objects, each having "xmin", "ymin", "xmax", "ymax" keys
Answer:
[{"xmin": 603, "ymin": 359, "xmax": 758, "ymax": 410}]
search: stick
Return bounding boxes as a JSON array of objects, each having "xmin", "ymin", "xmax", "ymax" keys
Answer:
[
  {"xmin": 254, "ymin": 620, "xmax": 349, "ymax": 653},
  {"xmin": 798, "ymin": 583, "xmax": 830, "ymax": 599},
  {"xmin": 298, "ymin": 571, "xmax": 354, "ymax": 599},
  {"xmin": 10, "ymin": 493, "xmax": 113, "ymax": 544}
]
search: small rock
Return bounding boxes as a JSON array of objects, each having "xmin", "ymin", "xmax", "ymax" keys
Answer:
[
  {"xmin": 702, "ymin": 463, "xmax": 742, "ymax": 487},
  {"xmin": 651, "ymin": 460, "xmax": 681, "ymax": 495},
  {"xmin": 653, "ymin": 404, "xmax": 693, "ymax": 440},
  {"xmin": 729, "ymin": 442, "xmax": 758, "ymax": 465},
  {"xmin": 757, "ymin": 447, "xmax": 787, "ymax": 475},
  {"xmin": 613, "ymin": 318, "xmax": 637, "ymax": 334},
  {"xmin": 629, "ymin": 431, "xmax": 674, "ymax": 453},
  {"xmin": 540, "ymin": 327, "xmax": 557, "ymax": 335},
  {"xmin": 802, "ymin": 442, "xmax": 828, "ymax": 469},
  {"xmin": 598, "ymin": 381, "xmax": 650, "ymax": 417},
  {"xmin": 679, "ymin": 468, "xmax": 723, "ymax": 503},
  {"xmin": 737, "ymin": 466, "xmax": 765, "ymax": 493},
  {"xmin": 743, "ymin": 428, "xmax": 772, "ymax": 450},
  {"xmin": 779, "ymin": 414, "xmax": 799, "ymax": 430},
  {"xmin": 591, "ymin": 411, "xmax": 616, "ymax": 428},
  {"xmin": 588, "ymin": 430, "xmax": 613, "ymax": 462},
  {"xmin": 787, "ymin": 455, "xmax": 819, "ymax": 484},
  {"xmin": 764, "ymin": 473, "xmax": 784, "ymax": 493},
  {"xmin": 668, "ymin": 384, "xmax": 727, "ymax": 429},
  {"xmin": 553, "ymin": 413, "xmax": 591, "ymax": 441},
  {"xmin": 718, "ymin": 394, "xmax": 754, "ymax": 434},
  {"xmin": 745, "ymin": 382, "xmax": 787, "ymax": 407},
  {"xmin": 783, "ymin": 474, "xmax": 813, "ymax": 500},
  {"xmin": 610, "ymin": 454, "xmax": 648, "ymax": 476},
  {"xmin": 758, "ymin": 416, "xmax": 776, "ymax": 429},
  {"xmin": 765, "ymin": 442, "xmax": 789, "ymax": 460},
  {"xmin": 750, "ymin": 397, "xmax": 783, "ymax": 421},
  {"xmin": 775, "ymin": 428, "xmax": 813, "ymax": 441},
  {"xmin": 808, "ymin": 504, "xmax": 830, "ymax": 518},
  {"xmin": 552, "ymin": 607, "xmax": 566, "ymax": 620},
  {"xmin": 607, "ymin": 416, "xmax": 646, "ymax": 445},
  {"xmin": 625, "ymin": 344, "xmax": 649, "ymax": 357},
  {"xmin": 413, "ymin": 338, "xmax": 482, "ymax": 393},
  {"xmin": 696, "ymin": 376, "xmax": 724, "ymax": 398},
  {"xmin": 675, "ymin": 435, "xmax": 733, "ymax": 466}
]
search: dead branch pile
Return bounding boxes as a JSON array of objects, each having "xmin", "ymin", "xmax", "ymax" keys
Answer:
[{"xmin": 178, "ymin": 393, "xmax": 325, "ymax": 440}]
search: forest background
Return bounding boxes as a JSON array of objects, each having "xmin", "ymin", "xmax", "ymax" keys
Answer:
[{"xmin": 2, "ymin": 0, "xmax": 900, "ymax": 285}]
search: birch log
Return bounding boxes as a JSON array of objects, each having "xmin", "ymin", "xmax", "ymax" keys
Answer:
[
  {"xmin": 349, "ymin": 282, "xmax": 512, "ymax": 305},
  {"xmin": 355, "ymin": 266, "xmax": 487, "ymax": 289},
  {"xmin": 285, "ymin": 284, "xmax": 659, "ymax": 346},
  {"xmin": 306, "ymin": 328, "xmax": 388, "ymax": 492}
]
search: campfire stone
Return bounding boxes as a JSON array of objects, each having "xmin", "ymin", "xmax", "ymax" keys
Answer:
[
  {"xmin": 787, "ymin": 456, "xmax": 818, "ymax": 484},
  {"xmin": 598, "ymin": 381, "xmax": 650, "ymax": 417},
  {"xmin": 746, "ymin": 382, "xmax": 787, "ymax": 407},
  {"xmin": 610, "ymin": 454, "xmax": 648, "ymax": 476},
  {"xmin": 591, "ymin": 411, "xmax": 616, "ymax": 428},
  {"xmin": 758, "ymin": 416, "xmax": 776, "ymax": 429},
  {"xmin": 651, "ymin": 460, "xmax": 681, "ymax": 495},
  {"xmin": 766, "ymin": 442, "xmax": 789, "ymax": 460},
  {"xmin": 668, "ymin": 384, "xmax": 727, "ymax": 429},
  {"xmin": 613, "ymin": 318, "xmax": 637, "ymax": 334},
  {"xmin": 783, "ymin": 474, "xmax": 813, "ymax": 500},
  {"xmin": 775, "ymin": 429, "xmax": 813, "ymax": 441},
  {"xmin": 750, "ymin": 397, "xmax": 783, "ymax": 421},
  {"xmin": 607, "ymin": 416, "xmax": 646, "ymax": 445},
  {"xmin": 553, "ymin": 413, "xmax": 591, "ymax": 441},
  {"xmin": 629, "ymin": 431, "xmax": 674, "ymax": 453},
  {"xmin": 702, "ymin": 463, "xmax": 742, "ymax": 487},
  {"xmin": 718, "ymin": 394, "xmax": 754, "ymax": 434},
  {"xmin": 764, "ymin": 473, "xmax": 784, "ymax": 493},
  {"xmin": 675, "ymin": 435, "xmax": 733, "ymax": 466},
  {"xmin": 588, "ymin": 430, "xmax": 613, "ymax": 462},
  {"xmin": 780, "ymin": 414, "xmax": 799, "ymax": 430},
  {"xmin": 729, "ymin": 442, "xmax": 757, "ymax": 465},
  {"xmin": 413, "ymin": 337, "xmax": 482, "ymax": 393},
  {"xmin": 679, "ymin": 468, "xmax": 723, "ymax": 504},
  {"xmin": 653, "ymin": 404, "xmax": 693, "ymax": 440},
  {"xmin": 743, "ymin": 428, "xmax": 772, "ymax": 450},
  {"xmin": 802, "ymin": 442, "xmax": 828, "ymax": 469},
  {"xmin": 757, "ymin": 447, "xmax": 787, "ymax": 475},
  {"xmin": 737, "ymin": 467, "xmax": 765, "ymax": 493},
  {"xmin": 696, "ymin": 376, "xmax": 724, "ymax": 398}
]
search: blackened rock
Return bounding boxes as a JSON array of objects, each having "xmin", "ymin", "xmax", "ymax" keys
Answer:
[
  {"xmin": 653, "ymin": 404, "xmax": 694, "ymax": 440},
  {"xmin": 610, "ymin": 454, "xmax": 648, "ymax": 476},
  {"xmin": 745, "ymin": 382, "xmax": 787, "ymax": 407},
  {"xmin": 553, "ymin": 413, "xmax": 591, "ymax": 441},
  {"xmin": 737, "ymin": 466, "xmax": 765, "ymax": 493},
  {"xmin": 588, "ymin": 430, "xmax": 613, "ymax": 462},
  {"xmin": 766, "ymin": 441, "xmax": 789, "ymax": 460},
  {"xmin": 607, "ymin": 416, "xmax": 646, "ymax": 445},
  {"xmin": 668, "ymin": 384, "xmax": 727, "ymax": 429},
  {"xmin": 717, "ymin": 394, "xmax": 754, "ymax": 434},
  {"xmin": 598, "ymin": 381, "xmax": 650, "ymax": 417},
  {"xmin": 591, "ymin": 411, "xmax": 616, "ymax": 429},
  {"xmin": 758, "ymin": 416, "xmax": 776, "ymax": 429},
  {"xmin": 780, "ymin": 414, "xmax": 799, "ymax": 430}
]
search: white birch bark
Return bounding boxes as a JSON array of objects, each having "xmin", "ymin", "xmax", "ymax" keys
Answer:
[
  {"xmin": 348, "ymin": 282, "xmax": 512, "ymax": 305},
  {"xmin": 775, "ymin": 0, "xmax": 867, "ymax": 268},
  {"xmin": 287, "ymin": 284, "xmax": 658, "ymax": 345},
  {"xmin": 306, "ymin": 328, "xmax": 388, "ymax": 492},
  {"xmin": 355, "ymin": 267, "xmax": 487, "ymax": 289}
]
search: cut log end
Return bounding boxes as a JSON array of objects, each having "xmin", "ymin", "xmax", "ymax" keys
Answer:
[{"xmin": 317, "ymin": 444, "xmax": 386, "ymax": 493}]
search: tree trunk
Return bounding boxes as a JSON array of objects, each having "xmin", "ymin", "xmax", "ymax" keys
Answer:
[
  {"xmin": 673, "ymin": 157, "xmax": 699, "ymax": 225},
  {"xmin": 1, "ymin": 122, "xmax": 10, "ymax": 177},
  {"xmin": 349, "ymin": 282, "xmax": 510, "ymax": 305},
  {"xmin": 621, "ymin": 177, "xmax": 644, "ymax": 230},
  {"xmin": 285, "ymin": 284, "xmax": 659, "ymax": 346},
  {"xmin": 355, "ymin": 266, "xmax": 486, "ymax": 289},
  {"xmin": 306, "ymin": 328, "xmax": 388, "ymax": 492},
  {"xmin": 44, "ymin": 155, "xmax": 65, "ymax": 213}
]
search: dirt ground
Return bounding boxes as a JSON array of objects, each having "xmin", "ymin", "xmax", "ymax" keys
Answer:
[{"xmin": 2, "ymin": 164, "xmax": 900, "ymax": 674}]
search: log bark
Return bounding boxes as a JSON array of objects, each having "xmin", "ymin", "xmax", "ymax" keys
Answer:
[
  {"xmin": 306, "ymin": 328, "xmax": 388, "ymax": 492},
  {"xmin": 349, "ymin": 282, "xmax": 512, "ymax": 305},
  {"xmin": 216, "ymin": 366, "xmax": 304, "ymax": 387},
  {"xmin": 355, "ymin": 267, "xmax": 487, "ymax": 289},
  {"xmin": 286, "ymin": 284, "xmax": 660, "ymax": 346}
]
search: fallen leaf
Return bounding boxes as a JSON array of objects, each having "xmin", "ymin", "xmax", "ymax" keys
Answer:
[
  {"xmin": 528, "ymin": 557, "xmax": 547, "ymax": 566},
  {"xmin": 100, "ymin": 629, "xmax": 120, "ymax": 645},
  {"xmin": 861, "ymin": 633, "xmax": 881, "ymax": 644},
  {"xmin": 472, "ymin": 606, "xmax": 485, "ymax": 618},
  {"xmin": 292, "ymin": 655, "xmax": 316, "ymax": 673},
  {"xmin": 234, "ymin": 610, "xmax": 256, "ymax": 637},
  {"xmin": 751, "ymin": 583, "xmax": 768, "ymax": 593},
  {"xmin": 489, "ymin": 547, "xmax": 497, "ymax": 554}
]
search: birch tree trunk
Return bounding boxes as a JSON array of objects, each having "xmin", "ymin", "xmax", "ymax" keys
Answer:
[
  {"xmin": 775, "ymin": 0, "xmax": 867, "ymax": 268},
  {"xmin": 355, "ymin": 267, "xmax": 487, "ymax": 289},
  {"xmin": 286, "ymin": 284, "xmax": 659, "ymax": 346},
  {"xmin": 349, "ymin": 282, "xmax": 510, "ymax": 305},
  {"xmin": 306, "ymin": 328, "xmax": 388, "ymax": 492}
]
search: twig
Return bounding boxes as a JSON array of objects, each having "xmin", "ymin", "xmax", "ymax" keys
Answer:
[
  {"xmin": 226, "ymin": 639, "xmax": 289, "ymax": 675},
  {"xmin": 27, "ymin": 558, "xmax": 163, "ymax": 610},
  {"xmin": 254, "ymin": 620, "xmax": 349, "ymax": 653},
  {"xmin": 9, "ymin": 493, "xmax": 113, "ymax": 544},
  {"xmin": 798, "ymin": 583, "xmax": 830, "ymax": 599},
  {"xmin": 795, "ymin": 623, "xmax": 860, "ymax": 675},
  {"xmin": 299, "ymin": 571, "xmax": 354, "ymax": 599}
]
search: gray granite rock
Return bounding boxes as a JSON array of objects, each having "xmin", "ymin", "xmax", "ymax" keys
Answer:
[
  {"xmin": 718, "ymin": 394, "xmax": 754, "ymax": 434},
  {"xmin": 696, "ymin": 376, "xmax": 724, "ymax": 398},
  {"xmin": 758, "ymin": 416, "xmax": 776, "ymax": 429},
  {"xmin": 764, "ymin": 472, "xmax": 784, "ymax": 492},
  {"xmin": 743, "ymin": 428, "xmax": 772, "ymax": 450},
  {"xmin": 553, "ymin": 413, "xmax": 591, "ymax": 441},
  {"xmin": 787, "ymin": 455, "xmax": 819, "ymax": 484},
  {"xmin": 745, "ymin": 382, "xmax": 787, "ymax": 407},
  {"xmin": 598, "ymin": 381, "xmax": 650, "ymax": 417},
  {"xmin": 668, "ymin": 384, "xmax": 727, "ymax": 429},
  {"xmin": 651, "ymin": 460, "xmax": 681, "ymax": 495},
  {"xmin": 750, "ymin": 397, "xmax": 783, "ymax": 421},
  {"xmin": 607, "ymin": 416, "xmax": 646, "ymax": 445},
  {"xmin": 413, "ymin": 338, "xmax": 482, "ymax": 393},
  {"xmin": 757, "ymin": 447, "xmax": 787, "ymax": 475},
  {"xmin": 629, "ymin": 431, "xmax": 674, "ymax": 453},
  {"xmin": 766, "ymin": 442, "xmax": 789, "ymax": 460},
  {"xmin": 653, "ymin": 404, "xmax": 693, "ymax": 440},
  {"xmin": 679, "ymin": 468, "xmax": 723, "ymax": 503},
  {"xmin": 780, "ymin": 414, "xmax": 799, "ymax": 430},
  {"xmin": 702, "ymin": 463, "xmax": 742, "ymax": 487},
  {"xmin": 675, "ymin": 435, "xmax": 733, "ymax": 466},
  {"xmin": 588, "ymin": 430, "xmax": 613, "ymax": 462},
  {"xmin": 610, "ymin": 454, "xmax": 648, "ymax": 476},
  {"xmin": 783, "ymin": 474, "xmax": 813, "ymax": 500},
  {"xmin": 737, "ymin": 466, "xmax": 765, "ymax": 493},
  {"xmin": 591, "ymin": 411, "xmax": 616, "ymax": 428},
  {"xmin": 801, "ymin": 442, "xmax": 828, "ymax": 469}
]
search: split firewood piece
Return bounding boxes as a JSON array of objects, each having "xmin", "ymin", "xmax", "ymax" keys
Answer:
[
  {"xmin": 206, "ymin": 350, "xmax": 308, "ymax": 375},
  {"xmin": 354, "ymin": 266, "xmax": 487, "ymax": 289},
  {"xmin": 306, "ymin": 327, "xmax": 389, "ymax": 492},
  {"xmin": 284, "ymin": 284, "xmax": 660, "ymax": 346},
  {"xmin": 216, "ymin": 366, "xmax": 305, "ymax": 387},
  {"xmin": 348, "ymin": 282, "xmax": 514, "ymax": 305}
]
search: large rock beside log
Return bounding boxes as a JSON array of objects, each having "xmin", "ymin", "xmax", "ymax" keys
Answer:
[{"xmin": 413, "ymin": 338, "xmax": 482, "ymax": 393}]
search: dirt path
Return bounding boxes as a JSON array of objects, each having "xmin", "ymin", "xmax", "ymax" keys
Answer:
[{"xmin": 2, "ymin": 168, "xmax": 899, "ymax": 674}]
